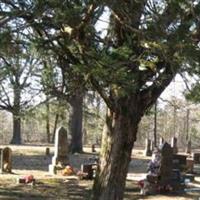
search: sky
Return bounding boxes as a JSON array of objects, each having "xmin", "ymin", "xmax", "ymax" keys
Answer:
[{"xmin": 161, "ymin": 75, "xmax": 186, "ymax": 101}]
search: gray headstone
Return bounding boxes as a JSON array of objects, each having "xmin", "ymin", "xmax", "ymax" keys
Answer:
[
  {"xmin": 49, "ymin": 127, "xmax": 69, "ymax": 174},
  {"xmin": 45, "ymin": 147, "xmax": 50, "ymax": 156},
  {"xmin": 186, "ymin": 158, "xmax": 194, "ymax": 173},
  {"xmin": 0, "ymin": 147, "xmax": 12, "ymax": 173},
  {"xmin": 172, "ymin": 154, "xmax": 187, "ymax": 171},
  {"xmin": 159, "ymin": 142, "xmax": 173, "ymax": 184},
  {"xmin": 171, "ymin": 137, "xmax": 178, "ymax": 154},
  {"xmin": 193, "ymin": 152, "xmax": 200, "ymax": 164},
  {"xmin": 150, "ymin": 140, "xmax": 154, "ymax": 152},
  {"xmin": 144, "ymin": 139, "xmax": 152, "ymax": 156},
  {"xmin": 185, "ymin": 140, "xmax": 191, "ymax": 154},
  {"xmin": 159, "ymin": 137, "xmax": 164, "ymax": 147}
]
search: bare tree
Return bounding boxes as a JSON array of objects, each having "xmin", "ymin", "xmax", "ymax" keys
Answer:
[{"xmin": 0, "ymin": 30, "xmax": 40, "ymax": 144}]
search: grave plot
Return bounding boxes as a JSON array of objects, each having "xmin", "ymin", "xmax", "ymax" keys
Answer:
[
  {"xmin": 139, "ymin": 142, "xmax": 200, "ymax": 196},
  {"xmin": 0, "ymin": 145, "xmax": 198, "ymax": 199},
  {"xmin": 49, "ymin": 126, "xmax": 69, "ymax": 175},
  {"xmin": 0, "ymin": 147, "xmax": 12, "ymax": 174}
]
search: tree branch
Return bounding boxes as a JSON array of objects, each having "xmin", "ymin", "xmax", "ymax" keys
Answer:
[{"xmin": 90, "ymin": 76, "xmax": 114, "ymax": 111}]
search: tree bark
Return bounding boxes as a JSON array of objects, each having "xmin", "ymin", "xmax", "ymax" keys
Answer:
[
  {"xmin": 92, "ymin": 108, "xmax": 140, "ymax": 200},
  {"xmin": 69, "ymin": 92, "xmax": 83, "ymax": 153},
  {"xmin": 91, "ymin": 65, "xmax": 175, "ymax": 199},
  {"xmin": 10, "ymin": 86, "xmax": 21, "ymax": 144},
  {"xmin": 46, "ymin": 101, "xmax": 51, "ymax": 143},
  {"xmin": 10, "ymin": 113, "xmax": 21, "ymax": 144},
  {"xmin": 153, "ymin": 101, "xmax": 157, "ymax": 147},
  {"xmin": 51, "ymin": 114, "xmax": 59, "ymax": 143}
]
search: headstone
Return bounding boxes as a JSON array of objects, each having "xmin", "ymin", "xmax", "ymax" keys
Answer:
[
  {"xmin": 49, "ymin": 127, "xmax": 69, "ymax": 174},
  {"xmin": 91, "ymin": 144, "xmax": 96, "ymax": 153},
  {"xmin": 172, "ymin": 169, "xmax": 181, "ymax": 182},
  {"xmin": 186, "ymin": 158, "xmax": 194, "ymax": 173},
  {"xmin": 0, "ymin": 147, "xmax": 12, "ymax": 173},
  {"xmin": 159, "ymin": 142, "xmax": 173, "ymax": 185},
  {"xmin": 183, "ymin": 173, "xmax": 195, "ymax": 182},
  {"xmin": 159, "ymin": 137, "xmax": 164, "ymax": 147},
  {"xmin": 193, "ymin": 164, "xmax": 200, "ymax": 174},
  {"xmin": 171, "ymin": 137, "xmax": 178, "ymax": 154},
  {"xmin": 80, "ymin": 164, "xmax": 95, "ymax": 179},
  {"xmin": 172, "ymin": 154, "xmax": 187, "ymax": 171},
  {"xmin": 193, "ymin": 153, "xmax": 200, "ymax": 164},
  {"xmin": 45, "ymin": 147, "xmax": 50, "ymax": 156},
  {"xmin": 144, "ymin": 142, "xmax": 182, "ymax": 194},
  {"xmin": 144, "ymin": 139, "xmax": 152, "ymax": 156},
  {"xmin": 185, "ymin": 140, "xmax": 191, "ymax": 154},
  {"xmin": 150, "ymin": 140, "xmax": 154, "ymax": 152}
]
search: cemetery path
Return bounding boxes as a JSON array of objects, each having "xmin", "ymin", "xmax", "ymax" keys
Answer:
[{"xmin": 0, "ymin": 145, "xmax": 199, "ymax": 199}]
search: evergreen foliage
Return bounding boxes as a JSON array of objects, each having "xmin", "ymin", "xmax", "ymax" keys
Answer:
[{"xmin": 1, "ymin": 0, "xmax": 200, "ymax": 199}]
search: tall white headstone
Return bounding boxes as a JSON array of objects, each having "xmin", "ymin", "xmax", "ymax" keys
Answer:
[{"xmin": 49, "ymin": 127, "xmax": 69, "ymax": 174}]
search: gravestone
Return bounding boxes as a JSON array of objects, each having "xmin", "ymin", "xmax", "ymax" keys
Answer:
[
  {"xmin": 159, "ymin": 137, "xmax": 164, "ymax": 147},
  {"xmin": 49, "ymin": 127, "xmax": 69, "ymax": 174},
  {"xmin": 150, "ymin": 140, "xmax": 154, "ymax": 152},
  {"xmin": 144, "ymin": 142, "xmax": 182, "ymax": 194},
  {"xmin": 91, "ymin": 144, "xmax": 96, "ymax": 153},
  {"xmin": 171, "ymin": 137, "xmax": 178, "ymax": 154},
  {"xmin": 0, "ymin": 147, "xmax": 12, "ymax": 173},
  {"xmin": 45, "ymin": 147, "xmax": 50, "ymax": 156},
  {"xmin": 186, "ymin": 158, "xmax": 194, "ymax": 173},
  {"xmin": 80, "ymin": 164, "xmax": 95, "ymax": 180},
  {"xmin": 159, "ymin": 142, "xmax": 173, "ymax": 185},
  {"xmin": 144, "ymin": 139, "xmax": 152, "ymax": 156},
  {"xmin": 193, "ymin": 152, "xmax": 200, "ymax": 164},
  {"xmin": 185, "ymin": 140, "xmax": 191, "ymax": 154},
  {"xmin": 172, "ymin": 154, "xmax": 187, "ymax": 171}
]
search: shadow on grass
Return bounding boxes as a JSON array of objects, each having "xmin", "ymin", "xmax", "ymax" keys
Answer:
[
  {"xmin": 139, "ymin": 192, "xmax": 200, "ymax": 200},
  {"xmin": 129, "ymin": 157, "xmax": 150, "ymax": 174},
  {"xmin": 12, "ymin": 152, "xmax": 99, "ymax": 171},
  {"xmin": 124, "ymin": 180, "xmax": 141, "ymax": 200},
  {"xmin": 0, "ymin": 179, "xmax": 92, "ymax": 200},
  {"xmin": 0, "ymin": 185, "xmax": 46, "ymax": 200},
  {"xmin": 12, "ymin": 154, "xmax": 51, "ymax": 171},
  {"xmin": 125, "ymin": 179, "xmax": 200, "ymax": 200}
]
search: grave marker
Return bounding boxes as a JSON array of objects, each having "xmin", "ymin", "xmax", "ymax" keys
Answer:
[
  {"xmin": 0, "ymin": 147, "xmax": 12, "ymax": 173},
  {"xmin": 159, "ymin": 137, "xmax": 164, "ymax": 147},
  {"xmin": 186, "ymin": 158, "xmax": 194, "ymax": 173},
  {"xmin": 185, "ymin": 140, "xmax": 191, "ymax": 154},
  {"xmin": 171, "ymin": 137, "xmax": 178, "ymax": 154},
  {"xmin": 193, "ymin": 152, "xmax": 200, "ymax": 164},
  {"xmin": 144, "ymin": 139, "xmax": 152, "ymax": 156},
  {"xmin": 45, "ymin": 147, "xmax": 50, "ymax": 156},
  {"xmin": 172, "ymin": 154, "xmax": 187, "ymax": 171},
  {"xmin": 159, "ymin": 142, "xmax": 173, "ymax": 185},
  {"xmin": 49, "ymin": 127, "xmax": 69, "ymax": 174}
]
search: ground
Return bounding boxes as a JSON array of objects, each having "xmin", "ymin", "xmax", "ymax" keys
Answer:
[{"xmin": 0, "ymin": 145, "xmax": 199, "ymax": 200}]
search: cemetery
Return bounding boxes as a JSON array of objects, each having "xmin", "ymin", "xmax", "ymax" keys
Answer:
[
  {"xmin": 0, "ymin": 0, "xmax": 200, "ymax": 199},
  {"xmin": 0, "ymin": 132, "xmax": 199, "ymax": 199}
]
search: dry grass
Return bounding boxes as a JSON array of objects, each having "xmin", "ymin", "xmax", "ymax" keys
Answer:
[{"xmin": 0, "ymin": 145, "xmax": 199, "ymax": 199}]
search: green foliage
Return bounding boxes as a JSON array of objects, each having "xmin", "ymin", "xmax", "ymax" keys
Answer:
[
  {"xmin": 0, "ymin": 0, "xmax": 200, "ymax": 111},
  {"xmin": 186, "ymin": 83, "xmax": 200, "ymax": 103}
]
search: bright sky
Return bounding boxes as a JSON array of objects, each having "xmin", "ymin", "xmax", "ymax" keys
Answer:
[
  {"xmin": 95, "ymin": 7, "xmax": 110, "ymax": 37},
  {"xmin": 160, "ymin": 75, "xmax": 186, "ymax": 101}
]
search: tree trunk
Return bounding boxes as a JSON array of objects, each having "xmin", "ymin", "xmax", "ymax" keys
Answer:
[
  {"xmin": 46, "ymin": 101, "xmax": 51, "ymax": 143},
  {"xmin": 69, "ymin": 92, "xmax": 83, "ymax": 153},
  {"xmin": 51, "ymin": 114, "xmax": 59, "ymax": 143},
  {"xmin": 10, "ymin": 86, "xmax": 21, "ymax": 144},
  {"xmin": 92, "ymin": 109, "xmax": 140, "ymax": 200},
  {"xmin": 186, "ymin": 109, "xmax": 190, "ymax": 141},
  {"xmin": 153, "ymin": 101, "xmax": 157, "ymax": 147},
  {"xmin": 10, "ymin": 113, "xmax": 21, "ymax": 144}
]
